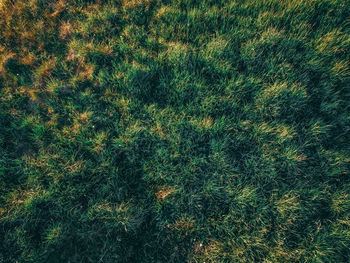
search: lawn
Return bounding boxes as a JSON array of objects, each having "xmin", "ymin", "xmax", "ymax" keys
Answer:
[{"xmin": 0, "ymin": 0, "xmax": 349, "ymax": 262}]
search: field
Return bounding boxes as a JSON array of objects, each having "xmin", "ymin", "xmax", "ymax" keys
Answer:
[{"xmin": 0, "ymin": 0, "xmax": 349, "ymax": 262}]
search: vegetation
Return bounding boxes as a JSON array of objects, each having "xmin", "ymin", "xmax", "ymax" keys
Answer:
[{"xmin": 0, "ymin": 0, "xmax": 349, "ymax": 262}]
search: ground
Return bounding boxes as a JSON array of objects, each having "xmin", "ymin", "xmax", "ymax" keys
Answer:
[{"xmin": 0, "ymin": 0, "xmax": 349, "ymax": 262}]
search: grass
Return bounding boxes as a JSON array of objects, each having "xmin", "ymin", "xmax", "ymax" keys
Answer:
[{"xmin": 0, "ymin": 0, "xmax": 349, "ymax": 262}]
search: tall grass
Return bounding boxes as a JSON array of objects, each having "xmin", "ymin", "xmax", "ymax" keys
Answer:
[{"xmin": 0, "ymin": 0, "xmax": 349, "ymax": 262}]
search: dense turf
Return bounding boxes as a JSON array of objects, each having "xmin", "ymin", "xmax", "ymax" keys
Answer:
[{"xmin": 0, "ymin": 0, "xmax": 349, "ymax": 262}]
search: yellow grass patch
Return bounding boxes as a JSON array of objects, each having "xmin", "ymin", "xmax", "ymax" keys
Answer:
[
  {"xmin": 59, "ymin": 21, "xmax": 73, "ymax": 39},
  {"xmin": 258, "ymin": 122, "xmax": 296, "ymax": 144},
  {"xmin": 151, "ymin": 122, "xmax": 166, "ymax": 138},
  {"xmin": 27, "ymin": 88, "xmax": 39, "ymax": 102},
  {"xmin": 49, "ymin": 0, "xmax": 66, "ymax": 18},
  {"xmin": 20, "ymin": 52, "xmax": 36, "ymax": 66},
  {"xmin": 155, "ymin": 186, "xmax": 176, "ymax": 201},
  {"xmin": 116, "ymin": 97, "xmax": 131, "ymax": 114},
  {"xmin": 47, "ymin": 113, "xmax": 59, "ymax": 128},
  {"xmin": 5, "ymin": 188, "xmax": 49, "ymax": 211},
  {"xmin": 92, "ymin": 131, "xmax": 108, "ymax": 153},
  {"xmin": 275, "ymin": 192, "xmax": 300, "ymax": 219},
  {"xmin": 198, "ymin": 117, "xmax": 214, "ymax": 129},
  {"xmin": 331, "ymin": 192, "xmax": 349, "ymax": 214},
  {"xmin": 173, "ymin": 216, "xmax": 194, "ymax": 231},
  {"xmin": 155, "ymin": 6, "xmax": 168, "ymax": 19},
  {"xmin": 121, "ymin": 0, "xmax": 151, "ymax": 9},
  {"xmin": 64, "ymin": 160, "xmax": 85, "ymax": 174},
  {"xmin": 191, "ymin": 116, "xmax": 214, "ymax": 130},
  {"xmin": 36, "ymin": 57, "xmax": 57, "ymax": 78},
  {"xmin": 77, "ymin": 63, "xmax": 95, "ymax": 81},
  {"xmin": 316, "ymin": 30, "xmax": 340, "ymax": 53},
  {"xmin": 78, "ymin": 111, "xmax": 93, "ymax": 123},
  {"xmin": 332, "ymin": 60, "xmax": 350, "ymax": 77}
]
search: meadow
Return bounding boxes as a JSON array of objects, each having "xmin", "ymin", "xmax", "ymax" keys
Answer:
[{"xmin": 0, "ymin": 0, "xmax": 349, "ymax": 262}]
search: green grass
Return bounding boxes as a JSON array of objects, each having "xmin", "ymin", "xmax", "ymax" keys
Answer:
[{"xmin": 0, "ymin": 0, "xmax": 349, "ymax": 262}]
